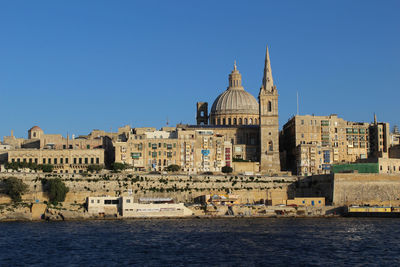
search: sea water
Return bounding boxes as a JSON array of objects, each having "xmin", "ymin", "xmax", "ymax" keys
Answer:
[{"xmin": 1, "ymin": 218, "xmax": 399, "ymax": 266}]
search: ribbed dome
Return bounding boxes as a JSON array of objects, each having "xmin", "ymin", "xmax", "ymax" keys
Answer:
[{"xmin": 211, "ymin": 89, "xmax": 259, "ymax": 115}]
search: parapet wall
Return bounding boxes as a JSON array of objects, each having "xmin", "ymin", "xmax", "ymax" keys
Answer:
[{"xmin": 332, "ymin": 173, "xmax": 400, "ymax": 206}]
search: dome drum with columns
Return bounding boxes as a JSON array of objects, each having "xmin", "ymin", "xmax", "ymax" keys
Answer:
[{"xmin": 208, "ymin": 62, "xmax": 260, "ymax": 126}]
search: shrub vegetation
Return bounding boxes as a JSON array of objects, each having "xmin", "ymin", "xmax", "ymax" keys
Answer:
[{"xmin": 2, "ymin": 177, "xmax": 28, "ymax": 202}]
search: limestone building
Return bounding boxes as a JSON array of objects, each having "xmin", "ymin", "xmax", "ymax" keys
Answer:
[
  {"xmin": 7, "ymin": 148, "xmax": 104, "ymax": 174},
  {"xmin": 3, "ymin": 126, "xmax": 105, "ymax": 150},
  {"xmin": 280, "ymin": 114, "xmax": 391, "ymax": 176},
  {"xmin": 2, "ymin": 126, "xmax": 116, "ymax": 172},
  {"xmin": 113, "ymin": 127, "xmax": 232, "ymax": 173}
]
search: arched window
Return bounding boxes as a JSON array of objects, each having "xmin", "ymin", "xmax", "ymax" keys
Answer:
[
  {"xmin": 223, "ymin": 118, "xmax": 226, "ymax": 125},
  {"xmin": 244, "ymin": 118, "xmax": 248, "ymax": 125},
  {"xmin": 268, "ymin": 141, "xmax": 273, "ymax": 151},
  {"xmin": 268, "ymin": 101, "xmax": 272, "ymax": 112},
  {"xmin": 228, "ymin": 118, "xmax": 231, "ymax": 125},
  {"xmin": 255, "ymin": 118, "xmax": 258, "ymax": 124},
  {"xmin": 249, "ymin": 118, "xmax": 252, "ymax": 125},
  {"xmin": 239, "ymin": 118, "xmax": 242, "ymax": 125},
  {"xmin": 233, "ymin": 118, "xmax": 237, "ymax": 125},
  {"xmin": 217, "ymin": 119, "xmax": 220, "ymax": 125}
]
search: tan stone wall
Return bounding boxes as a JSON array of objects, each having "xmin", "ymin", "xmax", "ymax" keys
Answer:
[
  {"xmin": 332, "ymin": 173, "xmax": 400, "ymax": 206},
  {"xmin": 0, "ymin": 173, "xmax": 296, "ymax": 205},
  {"xmin": 232, "ymin": 162, "xmax": 259, "ymax": 173}
]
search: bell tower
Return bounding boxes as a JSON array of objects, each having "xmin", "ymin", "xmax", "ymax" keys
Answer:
[
  {"xmin": 196, "ymin": 102, "xmax": 209, "ymax": 125},
  {"xmin": 259, "ymin": 46, "xmax": 281, "ymax": 173}
]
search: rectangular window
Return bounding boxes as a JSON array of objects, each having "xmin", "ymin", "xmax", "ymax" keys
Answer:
[
  {"xmin": 43, "ymin": 159, "xmax": 46, "ymax": 164},
  {"xmin": 152, "ymin": 152, "xmax": 157, "ymax": 157},
  {"xmin": 60, "ymin": 158, "xmax": 63, "ymax": 164},
  {"xmin": 126, "ymin": 199, "xmax": 131, "ymax": 203},
  {"xmin": 148, "ymin": 142, "xmax": 151, "ymax": 148},
  {"xmin": 79, "ymin": 158, "xmax": 82, "ymax": 164},
  {"xmin": 96, "ymin": 158, "xmax": 99, "ymax": 164},
  {"xmin": 66, "ymin": 158, "xmax": 69, "ymax": 164},
  {"xmin": 85, "ymin": 158, "xmax": 88, "ymax": 164},
  {"xmin": 54, "ymin": 158, "xmax": 57, "ymax": 164},
  {"xmin": 48, "ymin": 158, "xmax": 51, "ymax": 164},
  {"xmin": 74, "ymin": 158, "xmax": 77, "ymax": 164},
  {"xmin": 131, "ymin": 153, "xmax": 141, "ymax": 159},
  {"xmin": 104, "ymin": 200, "xmax": 119, "ymax": 205},
  {"xmin": 91, "ymin": 158, "xmax": 94, "ymax": 164},
  {"xmin": 87, "ymin": 145, "xmax": 90, "ymax": 149},
  {"xmin": 321, "ymin": 120, "xmax": 329, "ymax": 126}
]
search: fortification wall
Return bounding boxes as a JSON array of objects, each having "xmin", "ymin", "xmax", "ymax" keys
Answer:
[
  {"xmin": 0, "ymin": 173, "xmax": 297, "ymax": 204},
  {"xmin": 332, "ymin": 173, "xmax": 400, "ymax": 206}
]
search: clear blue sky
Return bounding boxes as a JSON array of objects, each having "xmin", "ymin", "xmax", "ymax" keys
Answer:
[{"xmin": 1, "ymin": 0, "xmax": 399, "ymax": 139}]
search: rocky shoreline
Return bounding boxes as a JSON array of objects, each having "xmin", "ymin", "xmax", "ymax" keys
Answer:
[{"xmin": 0, "ymin": 204, "xmax": 342, "ymax": 222}]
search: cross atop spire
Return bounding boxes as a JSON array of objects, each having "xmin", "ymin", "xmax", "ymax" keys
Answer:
[
  {"xmin": 261, "ymin": 45, "xmax": 274, "ymax": 93},
  {"xmin": 234, "ymin": 60, "xmax": 237, "ymax": 71}
]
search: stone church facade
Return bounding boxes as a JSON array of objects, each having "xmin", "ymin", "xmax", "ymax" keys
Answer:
[{"xmin": 196, "ymin": 46, "xmax": 281, "ymax": 173}]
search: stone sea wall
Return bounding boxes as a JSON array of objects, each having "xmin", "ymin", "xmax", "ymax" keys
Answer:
[
  {"xmin": 332, "ymin": 173, "xmax": 400, "ymax": 206},
  {"xmin": 0, "ymin": 172, "xmax": 297, "ymax": 205}
]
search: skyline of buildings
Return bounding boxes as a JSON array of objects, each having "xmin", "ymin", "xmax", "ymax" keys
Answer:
[{"xmin": 1, "ymin": 46, "xmax": 399, "ymax": 175}]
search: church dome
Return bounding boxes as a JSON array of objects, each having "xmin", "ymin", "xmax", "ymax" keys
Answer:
[
  {"xmin": 211, "ymin": 89, "xmax": 259, "ymax": 115},
  {"xmin": 29, "ymin": 126, "xmax": 43, "ymax": 132},
  {"xmin": 210, "ymin": 62, "xmax": 259, "ymax": 116}
]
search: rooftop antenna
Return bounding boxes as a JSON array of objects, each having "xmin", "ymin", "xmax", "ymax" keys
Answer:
[
  {"xmin": 166, "ymin": 117, "xmax": 169, "ymax": 126},
  {"xmin": 296, "ymin": 91, "xmax": 299, "ymax": 116}
]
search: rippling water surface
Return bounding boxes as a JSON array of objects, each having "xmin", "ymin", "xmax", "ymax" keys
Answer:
[{"xmin": 1, "ymin": 218, "xmax": 400, "ymax": 266}]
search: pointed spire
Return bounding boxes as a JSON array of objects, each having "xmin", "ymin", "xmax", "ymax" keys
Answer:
[
  {"xmin": 261, "ymin": 45, "xmax": 274, "ymax": 92},
  {"xmin": 374, "ymin": 113, "xmax": 377, "ymax": 125},
  {"xmin": 234, "ymin": 60, "xmax": 237, "ymax": 71}
]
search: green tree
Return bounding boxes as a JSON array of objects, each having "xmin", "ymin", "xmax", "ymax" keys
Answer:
[
  {"xmin": 165, "ymin": 164, "xmax": 180, "ymax": 172},
  {"xmin": 111, "ymin": 162, "xmax": 128, "ymax": 172},
  {"xmin": 43, "ymin": 178, "xmax": 69, "ymax": 204},
  {"xmin": 221, "ymin": 166, "xmax": 233, "ymax": 174},
  {"xmin": 39, "ymin": 164, "xmax": 54, "ymax": 173},
  {"xmin": 3, "ymin": 177, "xmax": 28, "ymax": 202},
  {"xmin": 87, "ymin": 164, "xmax": 103, "ymax": 173}
]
